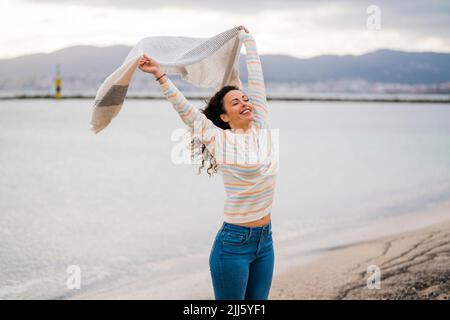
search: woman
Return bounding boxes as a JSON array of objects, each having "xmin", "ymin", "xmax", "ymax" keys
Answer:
[{"xmin": 138, "ymin": 25, "xmax": 278, "ymax": 300}]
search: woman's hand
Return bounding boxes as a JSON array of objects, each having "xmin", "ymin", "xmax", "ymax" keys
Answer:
[
  {"xmin": 238, "ymin": 25, "xmax": 253, "ymax": 41},
  {"xmin": 138, "ymin": 53, "xmax": 163, "ymax": 77},
  {"xmin": 238, "ymin": 25, "xmax": 250, "ymax": 33}
]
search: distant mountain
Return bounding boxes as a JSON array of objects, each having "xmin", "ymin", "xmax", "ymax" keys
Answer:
[
  {"xmin": 0, "ymin": 45, "xmax": 132, "ymax": 93},
  {"xmin": 260, "ymin": 49, "xmax": 450, "ymax": 84},
  {"xmin": 0, "ymin": 45, "xmax": 449, "ymax": 94}
]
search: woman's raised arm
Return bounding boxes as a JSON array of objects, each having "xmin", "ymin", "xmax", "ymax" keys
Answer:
[
  {"xmin": 238, "ymin": 28, "xmax": 269, "ymax": 128},
  {"xmin": 138, "ymin": 54, "xmax": 218, "ymax": 149}
]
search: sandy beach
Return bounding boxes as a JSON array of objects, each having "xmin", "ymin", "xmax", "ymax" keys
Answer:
[{"xmin": 270, "ymin": 215, "xmax": 450, "ymax": 300}]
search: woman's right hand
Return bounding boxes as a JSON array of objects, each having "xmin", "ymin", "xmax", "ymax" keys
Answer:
[{"xmin": 138, "ymin": 53, "xmax": 162, "ymax": 76}]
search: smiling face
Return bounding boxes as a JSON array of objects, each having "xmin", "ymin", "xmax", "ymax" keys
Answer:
[{"xmin": 220, "ymin": 90, "xmax": 254, "ymax": 131}]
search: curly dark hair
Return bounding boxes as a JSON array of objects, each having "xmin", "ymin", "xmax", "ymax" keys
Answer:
[{"xmin": 190, "ymin": 85, "xmax": 240, "ymax": 177}]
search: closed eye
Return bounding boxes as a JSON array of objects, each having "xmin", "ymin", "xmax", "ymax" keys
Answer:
[{"xmin": 232, "ymin": 96, "xmax": 249, "ymax": 105}]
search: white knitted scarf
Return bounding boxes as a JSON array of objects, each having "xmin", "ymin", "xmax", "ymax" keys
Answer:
[{"xmin": 90, "ymin": 26, "xmax": 243, "ymax": 134}]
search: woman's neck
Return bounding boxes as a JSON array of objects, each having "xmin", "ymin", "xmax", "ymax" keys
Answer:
[{"xmin": 230, "ymin": 121, "xmax": 253, "ymax": 134}]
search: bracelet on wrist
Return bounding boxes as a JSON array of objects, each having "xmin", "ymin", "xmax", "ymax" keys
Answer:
[{"xmin": 155, "ymin": 73, "xmax": 166, "ymax": 81}]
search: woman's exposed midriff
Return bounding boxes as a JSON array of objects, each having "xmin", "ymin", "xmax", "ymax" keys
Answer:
[{"xmin": 229, "ymin": 213, "xmax": 271, "ymax": 227}]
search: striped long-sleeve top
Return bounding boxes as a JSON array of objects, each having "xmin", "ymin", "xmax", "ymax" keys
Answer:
[{"xmin": 159, "ymin": 30, "xmax": 278, "ymax": 224}]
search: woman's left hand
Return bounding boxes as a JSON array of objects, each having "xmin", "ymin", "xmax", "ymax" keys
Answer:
[{"xmin": 238, "ymin": 25, "xmax": 250, "ymax": 33}]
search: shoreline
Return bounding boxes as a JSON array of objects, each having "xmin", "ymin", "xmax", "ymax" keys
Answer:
[{"xmin": 66, "ymin": 198, "xmax": 450, "ymax": 300}]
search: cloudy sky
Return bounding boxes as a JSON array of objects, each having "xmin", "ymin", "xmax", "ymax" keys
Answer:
[{"xmin": 1, "ymin": 0, "xmax": 449, "ymax": 59}]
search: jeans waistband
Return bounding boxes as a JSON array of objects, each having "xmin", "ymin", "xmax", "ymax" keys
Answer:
[{"xmin": 221, "ymin": 220, "xmax": 271, "ymax": 233}]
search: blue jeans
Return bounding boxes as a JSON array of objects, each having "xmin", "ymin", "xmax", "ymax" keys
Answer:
[{"xmin": 209, "ymin": 221, "xmax": 274, "ymax": 300}]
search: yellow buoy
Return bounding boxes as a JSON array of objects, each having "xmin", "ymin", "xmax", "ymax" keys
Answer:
[{"xmin": 55, "ymin": 64, "xmax": 62, "ymax": 99}]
